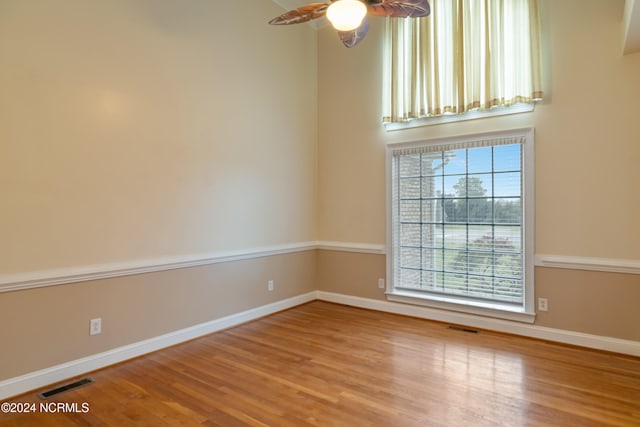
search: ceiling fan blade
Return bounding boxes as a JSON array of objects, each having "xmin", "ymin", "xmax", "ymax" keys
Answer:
[
  {"xmin": 366, "ymin": 0, "xmax": 430, "ymax": 18},
  {"xmin": 337, "ymin": 16, "xmax": 370, "ymax": 48},
  {"xmin": 268, "ymin": 3, "xmax": 329, "ymax": 25}
]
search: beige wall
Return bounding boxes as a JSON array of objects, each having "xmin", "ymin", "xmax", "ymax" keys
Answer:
[
  {"xmin": 0, "ymin": 0, "xmax": 318, "ymax": 274},
  {"xmin": 534, "ymin": 267, "xmax": 640, "ymax": 340},
  {"xmin": 317, "ymin": 250, "xmax": 386, "ymax": 300},
  {"xmin": 1, "ymin": 0, "xmax": 639, "ymax": 388},
  {"xmin": 0, "ymin": 251, "xmax": 317, "ymax": 380},
  {"xmin": 316, "ymin": 251, "xmax": 640, "ymax": 341},
  {"xmin": 318, "ymin": 0, "xmax": 640, "ymax": 257},
  {"xmin": 317, "ymin": 0, "xmax": 640, "ymax": 340},
  {"xmin": 0, "ymin": 0, "xmax": 318, "ymax": 382}
]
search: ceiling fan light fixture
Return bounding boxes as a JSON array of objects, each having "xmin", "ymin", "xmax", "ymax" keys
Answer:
[{"xmin": 326, "ymin": 0, "xmax": 367, "ymax": 32}]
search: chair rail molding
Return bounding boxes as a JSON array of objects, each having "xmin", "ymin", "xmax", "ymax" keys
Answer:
[
  {"xmin": 2, "ymin": 244, "xmax": 637, "ymax": 293},
  {"xmin": 0, "ymin": 242, "xmax": 317, "ymax": 293},
  {"xmin": 535, "ymin": 254, "xmax": 640, "ymax": 275}
]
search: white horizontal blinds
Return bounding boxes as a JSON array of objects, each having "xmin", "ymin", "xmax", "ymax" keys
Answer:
[{"xmin": 392, "ymin": 135, "xmax": 525, "ymax": 304}]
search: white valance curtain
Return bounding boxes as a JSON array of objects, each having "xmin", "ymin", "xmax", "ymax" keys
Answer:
[{"xmin": 382, "ymin": 0, "xmax": 543, "ymax": 123}]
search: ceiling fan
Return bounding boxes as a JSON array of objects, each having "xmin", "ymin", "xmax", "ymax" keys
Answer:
[{"xmin": 269, "ymin": 0, "xmax": 431, "ymax": 48}]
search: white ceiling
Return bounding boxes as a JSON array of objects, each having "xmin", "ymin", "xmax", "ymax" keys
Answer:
[{"xmin": 271, "ymin": 0, "xmax": 640, "ymax": 55}]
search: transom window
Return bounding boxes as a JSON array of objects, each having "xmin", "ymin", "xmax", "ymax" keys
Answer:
[{"xmin": 387, "ymin": 129, "xmax": 534, "ymax": 322}]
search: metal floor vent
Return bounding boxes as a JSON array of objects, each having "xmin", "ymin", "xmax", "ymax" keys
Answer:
[
  {"xmin": 38, "ymin": 377, "xmax": 94, "ymax": 399},
  {"xmin": 448, "ymin": 325, "xmax": 479, "ymax": 334}
]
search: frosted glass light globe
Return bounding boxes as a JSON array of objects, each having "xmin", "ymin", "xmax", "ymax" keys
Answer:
[{"xmin": 326, "ymin": 0, "xmax": 367, "ymax": 32}]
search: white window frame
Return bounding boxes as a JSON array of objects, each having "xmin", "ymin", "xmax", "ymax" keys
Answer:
[{"xmin": 385, "ymin": 128, "xmax": 535, "ymax": 323}]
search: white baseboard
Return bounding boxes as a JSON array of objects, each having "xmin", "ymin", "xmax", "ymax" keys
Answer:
[
  {"xmin": 0, "ymin": 292, "xmax": 317, "ymax": 400},
  {"xmin": 316, "ymin": 291, "xmax": 640, "ymax": 357}
]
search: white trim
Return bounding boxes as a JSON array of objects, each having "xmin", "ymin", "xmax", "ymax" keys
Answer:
[
  {"xmin": 523, "ymin": 129, "xmax": 536, "ymax": 312},
  {"xmin": 386, "ymin": 291, "xmax": 536, "ymax": 324},
  {"xmin": 0, "ymin": 241, "xmax": 387, "ymax": 294},
  {"xmin": 0, "ymin": 242, "xmax": 317, "ymax": 293},
  {"xmin": 316, "ymin": 291, "xmax": 640, "ymax": 357},
  {"xmin": 315, "ymin": 241, "xmax": 386, "ymax": 255},
  {"xmin": 3, "ymin": 242, "xmax": 638, "ymax": 294},
  {"xmin": 0, "ymin": 292, "xmax": 317, "ymax": 400},
  {"xmin": 535, "ymin": 254, "xmax": 640, "ymax": 275},
  {"xmin": 384, "ymin": 103, "xmax": 536, "ymax": 132},
  {"xmin": 385, "ymin": 127, "xmax": 535, "ymax": 151}
]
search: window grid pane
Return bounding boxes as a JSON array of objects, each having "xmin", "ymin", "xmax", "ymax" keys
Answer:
[{"xmin": 395, "ymin": 143, "xmax": 524, "ymax": 304}]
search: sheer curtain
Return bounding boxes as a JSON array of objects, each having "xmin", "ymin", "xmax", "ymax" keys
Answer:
[{"xmin": 382, "ymin": 0, "xmax": 543, "ymax": 124}]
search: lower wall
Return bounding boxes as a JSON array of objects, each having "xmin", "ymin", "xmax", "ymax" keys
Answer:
[
  {"xmin": 534, "ymin": 267, "xmax": 640, "ymax": 340},
  {"xmin": 0, "ymin": 250, "xmax": 316, "ymax": 382},
  {"xmin": 316, "ymin": 250, "xmax": 387, "ymax": 301},
  {"xmin": 2, "ymin": 246, "xmax": 639, "ymax": 399},
  {"xmin": 317, "ymin": 250, "xmax": 640, "ymax": 343}
]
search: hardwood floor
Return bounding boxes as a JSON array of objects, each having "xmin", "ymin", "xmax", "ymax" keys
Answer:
[{"xmin": 2, "ymin": 301, "xmax": 640, "ymax": 426}]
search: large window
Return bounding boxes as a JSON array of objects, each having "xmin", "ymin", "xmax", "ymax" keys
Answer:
[
  {"xmin": 382, "ymin": 0, "xmax": 543, "ymax": 127},
  {"xmin": 386, "ymin": 129, "xmax": 534, "ymax": 322}
]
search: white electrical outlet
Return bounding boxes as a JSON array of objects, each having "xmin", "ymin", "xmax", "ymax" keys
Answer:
[
  {"xmin": 538, "ymin": 298, "xmax": 548, "ymax": 312},
  {"xmin": 378, "ymin": 278, "xmax": 385, "ymax": 289},
  {"xmin": 268, "ymin": 280, "xmax": 274, "ymax": 291},
  {"xmin": 90, "ymin": 318, "xmax": 102, "ymax": 335}
]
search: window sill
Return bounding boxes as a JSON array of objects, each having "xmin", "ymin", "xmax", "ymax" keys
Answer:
[
  {"xmin": 384, "ymin": 103, "xmax": 536, "ymax": 132},
  {"xmin": 386, "ymin": 289, "xmax": 536, "ymax": 324}
]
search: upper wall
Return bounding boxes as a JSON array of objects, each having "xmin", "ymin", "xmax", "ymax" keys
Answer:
[
  {"xmin": 317, "ymin": 0, "xmax": 640, "ymax": 261},
  {"xmin": 0, "ymin": 0, "xmax": 318, "ymax": 275}
]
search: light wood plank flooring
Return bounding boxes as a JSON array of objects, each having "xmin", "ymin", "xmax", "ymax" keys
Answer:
[{"xmin": 2, "ymin": 301, "xmax": 640, "ymax": 426}]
